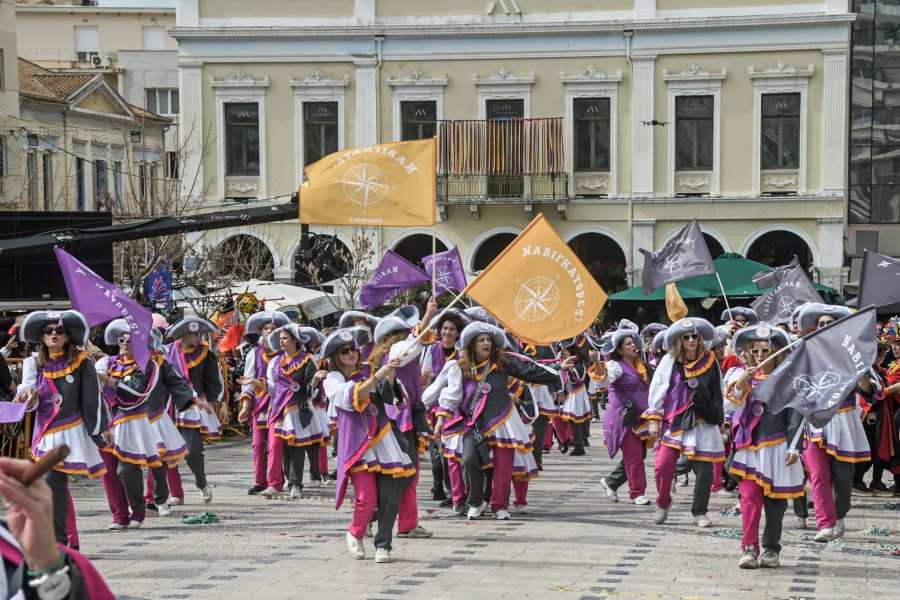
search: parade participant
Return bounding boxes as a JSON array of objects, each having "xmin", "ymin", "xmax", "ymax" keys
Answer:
[
  {"xmin": 591, "ymin": 329, "xmax": 653, "ymax": 505},
  {"xmin": 726, "ymin": 324, "xmax": 805, "ymax": 569},
  {"xmin": 322, "ymin": 327, "xmax": 415, "ymax": 563},
  {"xmin": 557, "ymin": 336, "xmax": 594, "ymax": 457},
  {"xmin": 15, "ymin": 310, "xmax": 110, "ymax": 546},
  {"xmin": 236, "ymin": 310, "xmax": 290, "ymax": 495},
  {"xmin": 719, "ymin": 307, "xmax": 759, "ymax": 373},
  {"xmin": 863, "ymin": 322, "xmax": 900, "ymax": 495},
  {"xmin": 95, "ymin": 322, "xmax": 163, "ymax": 530},
  {"xmin": 434, "ymin": 322, "xmax": 576, "ymax": 520},
  {"xmin": 0, "ymin": 456, "xmax": 116, "ymax": 599},
  {"xmin": 338, "ymin": 312, "xmax": 380, "ymax": 364},
  {"xmin": 519, "ymin": 341, "xmax": 561, "ymax": 471},
  {"xmin": 710, "ymin": 326, "xmax": 736, "ymax": 498},
  {"xmin": 420, "ymin": 309, "xmax": 469, "ymax": 500},
  {"xmin": 644, "ymin": 318, "xmax": 726, "ymax": 527},
  {"xmin": 165, "ymin": 316, "xmax": 222, "ymax": 505},
  {"xmin": 795, "ymin": 303, "xmax": 870, "ymax": 542},
  {"xmin": 422, "ymin": 358, "xmax": 469, "ymax": 516},
  {"xmin": 640, "ymin": 324, "xmax": 667, "ymax": 364},
  {"xmin": 301, "ymin": 326, "xmax": 333, "ymax": 486},
  {"xmin": 647, "ymin": 331, "xmax": 667, "ymax": 367},
  {"xmin": 373, "ymin": 301, "xmax": 439, "ymax": 538},
  {"xmin": 99, "ymin": 325, "xmax": 198, "ymax": 524},
  {"xmin": 263, "ymin": 323, "xmax": 331, "ymax": 498}
]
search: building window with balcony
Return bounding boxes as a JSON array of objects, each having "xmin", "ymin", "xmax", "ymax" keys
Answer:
[
  {"xmin": 113, "ymin": 160, "xmax": 123, "ymax": 209},
  {"xmin": 304, "ymin": 101, "xmax": 338, "ymax": 167},
  {"xmin": 225, "ymin": 102, "xmax": 260, "ymax": 176},
  {"xmin": 401, "ymin": 101, "xmax": 437, "ymax": 141},
  {"xmin": 676, "ymin": 96, "xmax": 714, "ymax": 171},
  {"xmin": 94, "ymin": 159, "xmax": 108, "ymax": 210},
  {"xmin": 75, "ymin": 157, "xmax": 86, "ymax": 211},
  {"xmin": 573, "ymin": 97, "xmax": 611, "ymax": 172},
  {"xmin": 42, "ymin": 152, "xmax": 52, "ymax": 210},
  {"xmin": 146, "ymin": 89, "xmax": 179, "ymax": 116},
  {"xmin": 761, "ymin": 93, "xmax": 801, "ymax": 170},
  {"xmin": 74, "ymin": 26, "xmax": 99, "ymax": 62}
]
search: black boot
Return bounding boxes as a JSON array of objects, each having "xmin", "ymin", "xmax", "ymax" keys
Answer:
[{"xmin": 431, "ymin": 468, "xmax": 447, "ymax": 501}]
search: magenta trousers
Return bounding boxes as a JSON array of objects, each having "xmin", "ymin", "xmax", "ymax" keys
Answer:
[
  {"xmin": 100, "ymin": 452, "xmax": 130, "ymax": 525},
  {"xmin": 252, "ymin": 425, "xmax": 284, "ymax": 490},
  {"xmin": 552, "ymin": 417, "xmax": 572, "ymax": 444},
  {"xmin": 619, "ymin": 429, "xmax": 648, "ymax": 499},
  {"xmin": 653, "ymin": 444, "xmax": 680, "ymax": 509},
  {"xmin": 348, "ymin": 469, "xmax": 377, "ymax": 540},
  {"xmin": 397, "ymin": 464, "xmax": 420, "ymax": 533},
  {"xmin": 490, "ymin": 446, "xmax": 515, "ymax": 513},
  {"xmin": 448, "ymin": 458, "xmax": 466, "ymax": 505},
  {"xmin": 513, "ymin": 480, "xmax": 528, "ymax": 506}
]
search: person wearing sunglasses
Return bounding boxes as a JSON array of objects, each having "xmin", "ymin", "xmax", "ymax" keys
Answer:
[
  {"xmin": 235, "ymin": 310, "xmax": 291, "ymax": 496},
  {"xmin": 644, "ymin": 317, "xmax": 726, "ymax": 528},
  {"xmin": 320, "ymin": 327, "xmax": 411, "ymax": 563},
  {"xmin": 726, "ymin": 324, "xmax": 805, "ymax": 569},
  {"xmin": 14, "ymin": 310, "xmax": 111, "ymax": 548},
  {"xmin": 96, "ymin": 320, "xmax": 197, "ymax": 528},
  {"xmin": 793, "ymin": 302, "xmax": 869, "ymax": 542}
]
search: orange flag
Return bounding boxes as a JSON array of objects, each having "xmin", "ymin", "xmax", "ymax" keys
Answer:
[
  {"xmin": 298, "ymin": 138, "xmax": 436, "ymax": 227},
  {"xmin": 665, "ymin": 283, "xmax": 688, "ymax": 322},
  {"xmin": 464, "ymin": 214, "xmax": 607, "ymax": 344}
]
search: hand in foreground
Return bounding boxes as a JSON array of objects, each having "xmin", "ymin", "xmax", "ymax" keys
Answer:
[{"xmin": 0, "ymin": 457, "xmax": 63, "ymax": 573}]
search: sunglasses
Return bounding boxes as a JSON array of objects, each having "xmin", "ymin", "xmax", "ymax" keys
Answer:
[
  {"xmin": 681, "ymin": 333, "xmax": 699, "ymax": 341},
  {"xmin": 817, "ymin": 320, "xmax": 833, "ymax": 328},
  {"xmin": 117, "ymin": 337, "xmax": 131, "ymax": 345},
  {"xmin": 749, "ymin": 347, "xmax": 772, "ymax": 356},
  {"xmin": 41, "ymin": 326, "xmax": 66, "ymax": 336},
  {"xmin": 339, "ymin": 346, "xmax": 357, "ymax": 356}
]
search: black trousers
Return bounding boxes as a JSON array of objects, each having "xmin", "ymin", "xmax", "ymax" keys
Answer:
[{"xmin": 180, "ymin": 426, "xmax": 207, "ymax": 489}]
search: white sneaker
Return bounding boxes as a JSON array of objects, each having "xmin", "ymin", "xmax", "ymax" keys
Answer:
[
  {"xmin": 290, "ymin": 485, "xmax": 302, "ymax": 499},
  {"xmin": 694, "ymin": 514, "xmax": 713, "ymax": 528},
  {"xmin": 814, "ymin": 527, "xmax": 834, "ymax": 543},
  {"xmin": 834, "ymin": 519, "xmax": 845, "ymax": 539},
  {"xmin": 258, "ymin": 486, "xmax": 280, "ymax": 498},
  {"xmin": 157, "ymin": 503, "xmax": 171, "ymax": 517},
  {"xmin": 653, "ymin": 506, "xmax": 669, "ymax": 525},
  {"xmin": 365, "ymin": 522, "xmax": 373, "ymax": 538},
  {"xmin": 345, "ymin": 532, "xmax": 365, "ymax": 560},
  {"xmin": 130, "ymin": 520, "xmax": 143, "ymax": 529},
  {"xmin": 467, "ymin": 501, "xmax": 487, "ymax": 519},
  {"xmin": 630, "ymin": 495, "xmax": 650, "ymax": 506},
  {"xmin": 167, "ymin": 497, "xmax": 184, "ymax": 506},
  {"xmin": 600, "ymin": 478, "xmax": 619, "ymax": 503},
  {"xmin": 739, "ymin": 549, "xmax": 759, "ymax": 569},
  {"xmin": 374, "ymin": 548, "xmax": 391, "ymax": 563},
  {"xmin": 397, "ymin": 525, "xmax": 433, "ymax": 538},
  {"xmin": 200, "ymin": 486, "xmax": 213, "ymax": 504},
  {"xmin": 677, "ymin": 474, "xmax": 689, "ymax": 487},
  {"xmin": 711, "ymin": 489, "xmax": 736, "ymax": 498},
  {"xmin": 308, "ymin": 479, "xmax": 322, "ymax": 488},
  {"xmin": 494, "ymin": 509, "xmax": 511, "ymax": 520},
  {"xmin": 514, "ymin": 504, "xmax": 528, "ymax": 514},
  {"xmin": 759, "ymin": 548, "xmax": 780, "ymax": 568},
  {"xmin": 791, "ymin": 516, "xmax": 807, "ymax": 530},
  {"xmin": 108, "ymin": 522, "xmax": 128, "ymax": 530}
]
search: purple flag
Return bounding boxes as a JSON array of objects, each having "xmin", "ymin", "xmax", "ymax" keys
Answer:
[
  {"xmin": 360, "ymin": 250, "xmax": 430, "ymax": 309},
  {"xmin": 0, "ymin": 402, "xmax": 27, "ymax": 424},
  {"xmin": 54, "ymin": 247, "xmax": 153, "ymax": 371},
  {"xmin": 422, "ymin": 246, "xmax": 468, "ymax": 295}
]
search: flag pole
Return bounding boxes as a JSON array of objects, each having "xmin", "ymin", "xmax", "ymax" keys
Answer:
[
  {"xmin": 754, "ymin": 337, "xmax": 802, "ymax": 372},
  {"xmin": 431, "ymin": 224, "xmax": 437, "ymax": 297},
  {"xmin": 398, "ymin": 286, "xmax": 472, "ymax": 362},
  {"xmin": 715, "ymin": 272, "xmax": 732, "ymax": 314}
]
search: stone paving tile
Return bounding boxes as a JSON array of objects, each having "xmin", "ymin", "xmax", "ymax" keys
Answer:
[{"xmin": 6, "ymin": 426, "xmax": 897, "ymax": 599}]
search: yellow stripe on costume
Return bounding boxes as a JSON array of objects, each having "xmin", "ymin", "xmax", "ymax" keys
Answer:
[
  {"xmin": 43, "ymin": 351, "xmax": 88, "ymax": 379},
  {"xmin": 728, "ymin": 467, "xmax": 805, "ymax": 499},
  {"xmin": 43, "ymin": 417, "xmax": 84, "ymax": 436},
  {"xmin": 184, "ymin": 343, "xmax": 210, "ymax": 369}
]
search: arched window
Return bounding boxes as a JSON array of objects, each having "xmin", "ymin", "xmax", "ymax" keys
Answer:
[
  {"xmin": 392, "ymin": 233, "xmax": 449, "ymax": 266},
  {"xmin": 472, "ymin": 233, "xmax": 517, "ymax": 272},
  {"xmin": 567, "ymin": 232, "xmax": 628, "ymax": 293},
  {"xmin": 213, "ymin": 235, "xmax": 274, "ymax": 280},
  {"xmin": 746, "ymin": 231, "xmax": 812, "ymax": 272},
  {"xmin": 294, "ymin": 234, "xmax": 351, "ymax": 286}
]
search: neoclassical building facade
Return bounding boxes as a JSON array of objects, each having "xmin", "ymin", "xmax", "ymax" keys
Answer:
[{"xmin": 172, "ymin": 0, "xmax": 853, "ymax": 295}]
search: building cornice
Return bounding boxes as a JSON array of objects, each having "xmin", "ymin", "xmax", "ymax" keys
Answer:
[
  {"xmin": 169, "ymin": 13, "xmax": 856, "ymax": 43},
  {"xmin": 16, "ymin": 6, "xmax": 173, "ymax": 15}
]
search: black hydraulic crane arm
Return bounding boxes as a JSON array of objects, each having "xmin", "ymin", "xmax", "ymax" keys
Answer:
[{"xmin": 0, "ymin": 196, "xmax": 299, "ymax": 259}]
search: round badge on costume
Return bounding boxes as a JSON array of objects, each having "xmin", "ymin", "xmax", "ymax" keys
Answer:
[
  {"xmin": 65, "ymin": 374, "xmax": 74, "ymax": 384},
  {"xmin": 123, "ymin": 376, "xmax": 131, "ymax": 384},
  {"xmin": 686, "ymin": 377, "xmax": 699, "ymax": 389},
  {"xmin": 46, "ymin": 311, "xmax": 62, "ymax": 319},
  {"xmin": 823, "ymin": 305, "xmax": 835, "ymax": 312},
  {"xmin": 752, "ymin": 404, "xmax": 765, "ymax": 417},
  {"xmin": 482, "ymin": 383, "xmax": 492, "ymax": 394},
  {"xmin": 682, "ymin": 319, "xmax": 694, "ymax": 329},
  {"xmin": 368, "ymin": 404, "xmax": 379, "ymax": 416},
  {"xmin": 478, "ymin": 323, "xmax": 490, "ymax": 331},
  {"xmin": 290, "ymin": 382, "xmax": 301, "ymax": 392},
  {"xmin": 51, "ymin": 394, "xmax": 63, "ymax": 407},
  {"xmin": 756, "ymin": 325, "xmax": 771, "ymax": 339},
  {"xmin": 264, "ymin": 311, "xmax": 274, "ymax": 319},
  {"xmin": 188, "ymin": 321, "xmax": 200, "ymax": 333},
  {"xmin": 339, "ymin": 330, "xmax": 354, "ymax": 342}
]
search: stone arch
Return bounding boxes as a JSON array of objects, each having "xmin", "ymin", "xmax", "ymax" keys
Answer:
[
  {"xmin": 563, "ymin": 227, "xmax": 630, "ymax": 293},
  {"xmin": 657, "ymin": 225, "xmax": 731, "ymax": 258},
  {"xmin": 388, "ymin": 228, "xmax": 451, "ymax": 265},
  {"xmin": 742, "ymin": 225, "xmax": 818, "ymax": 272},
  {"xmin": 467, "ymin": 226, "xmax": 522, "ymax": 273}
]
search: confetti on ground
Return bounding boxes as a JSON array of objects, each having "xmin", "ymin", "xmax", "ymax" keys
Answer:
[
  {"xmin": 181, "ymin": 512, "xmax": 219, "ymax": 525},
  {"xmin": 864, "ymin": 526, "xmax": 899, "ymax": 537},
  {"xmin": 718, "ymin": 507, "xmax": 741, "ymax": 517},
  {"xmin": 711, "ymin": 528, "xmax": 743, "ymax": 538},
  {"xmin": 884, "ymin": 502, "xmax": 900, "ymax": 511}
]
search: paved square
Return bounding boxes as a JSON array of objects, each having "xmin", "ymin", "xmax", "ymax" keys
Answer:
[{"xmin": 32, "ymin": 431, "xmax": 900, "ymax": 599}]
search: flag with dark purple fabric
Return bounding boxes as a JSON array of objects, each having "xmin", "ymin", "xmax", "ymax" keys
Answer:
[
  {"xmin": 639, "ymin": 219, "xmax": 716, "ymax": 294},
  {"xmin": 858, "ymin": 250, "xmax": 900, "ymax": 309},
  {"xmin": 422, "ymin": 246, "xmax": 468, "ymax": 295},
  {"xmin": 750, "ymin": 265, "xmax": 822, "ymax": 324},
  {"xmin": 754, "ymin": 306, "xmax": 877, "ymax": 429},
  {"xmin": 360, "ymin": 249, "xmax": 431, "ymax": 309},
  {"xmin": 54, "ymin": 247, "xmax": 153, "ymax": 370},
  {"xmin": 752, "ymin": 256, "xmax": 800, "ymax": 289}
]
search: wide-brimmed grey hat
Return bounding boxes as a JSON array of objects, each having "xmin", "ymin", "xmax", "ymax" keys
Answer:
[
  {"xmin": 464, "ymin": 306, "xmax": 498, "ymax": 327},
  {"xmin": 299, "ymin": 327, "xmax": 325, "ymax": 349},
  {"xmin": 720, "ymin": 306, "xmax": 760, "ymax": 325},
  {"xmin": 316, "ymin": 327, "xmax": 373, "ymax": 361},
  {"xmin": 664, "ymin": 317, "xmax": 716, "ymax": 350},
  {"xmin": 166, "ymin": 316, "xmax": 220, "ymax": 340},
  {"xmin": 102, "ymin": 320, "xmax": 164, "ymax": 353},
  {"xmin": 460, "ymin": 321, "xmax": 507, "ymax": 351},
  {"xmin": 713, "ymin": 325, "xmax": 730, "ymax": 348},
  {"xmin": 21, "ymin": 310, "xmax": 90, "ymax": 345},
  {"xmin": 732, "ymin": 322, "xmax": 791, "ymax": 351},
  {"xmin": 796, "ymin": 303, "xmax": 852, "ymax": 330},
  {"xmin": 338, "ymin": 311, "xmax": 380, "ymax": 331},
  {"xmin": 610, "ymin": 329, "xmax": 642, "ymax": 355},
  {"xmin": 245, "ymin": 310, "xmax": 290, "ymax": 336},
  {"xmin": 267, "ymin": 323, "xmax": 310, "ymax": 353},
  {"xmin": 618, "ymin": 319, "xmax": 639, "ymax": 333},
  {"xmin": 373, "ymin": 306, "xmax": 419, "ymax": 344},
  {"xmin": 651, "ymin": 330, "xmax": 667, "ymax": 354},
  {"xmin": 640, "ymin": 323, "xmax": 667, "ymax": 341}
]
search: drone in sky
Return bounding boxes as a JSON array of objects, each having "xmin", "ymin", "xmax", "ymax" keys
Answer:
[{"xmin": 641, "ymin": 120, "xmax": 668, "ymax": 126}]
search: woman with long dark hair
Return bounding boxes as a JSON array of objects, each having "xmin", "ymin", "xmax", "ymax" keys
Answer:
[
  {"xmin": 434, "ymin": 322, "xmax": 575, "ymax": 520},
  {"xmin": 557, "ymin": 337, "xmax": 594, "ymax": 457}
]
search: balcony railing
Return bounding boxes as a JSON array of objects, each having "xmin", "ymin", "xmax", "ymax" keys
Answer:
[{"xmin": 436, "ymin": 118, "xmax": 567, "ymax": 202}]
